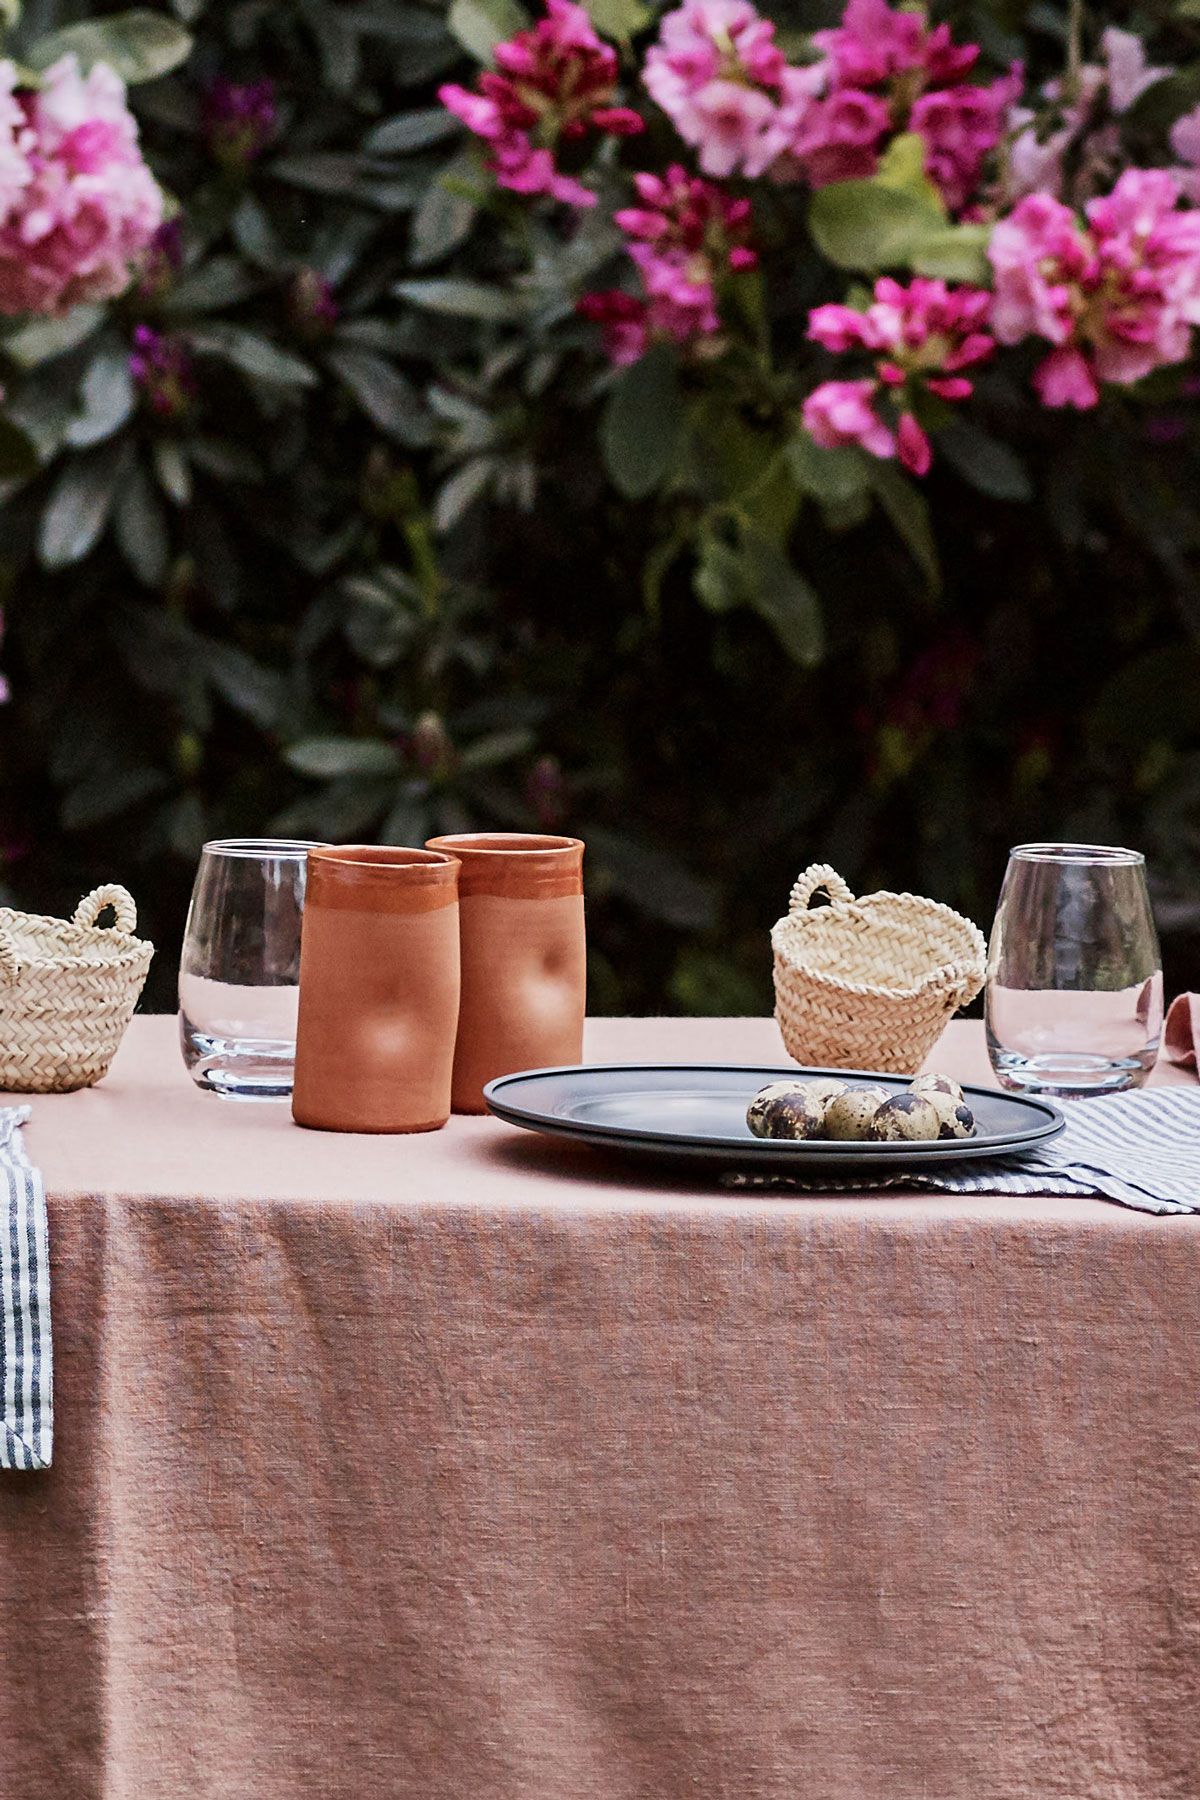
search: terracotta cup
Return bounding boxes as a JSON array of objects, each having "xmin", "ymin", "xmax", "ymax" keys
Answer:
[
  {"xmin": 425, "ymin": 833, "xmax": 585, "ymax": 1113},
  {"xmin": 292, "ymin": 846, "xmax": 461, "ymax": 1133}
]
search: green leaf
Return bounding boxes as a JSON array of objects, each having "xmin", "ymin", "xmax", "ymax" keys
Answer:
[
  {"xmin": 65, "ymin": 347, "xmax": 135, "ymax": 448},
  {"xmin": 938, "ymin": 421, "xmax": 1033, "ymax": 503},
  {"xmin": 785, "ymin": 432, "xmax": 871, "ymax": 506},
  {"xmin": 409, "ymin": 153, "xmax": 481, "ymax": 266},
  {"xmin": 809, "ymin": 179, "xmax": 945, "ymax": 273},
  {"xmin": 581, "ymin": 0, "xmax": 650, "ymax": 38},
  {"xmin": 284, "ymin": 737, "xmax": 403, "ymax": 779},
  {"xmin": 202, "ymin": 642, "xmax": 284, "ymax": 731},
  {"xmin": 3, "ymin": 306, "xmax": 103, "ymax": 368},
  {"xmin": 742, "ymin": 533, "xmax": 824, "ymax": 667},
  {"xmin": 869, "ymin": 460, "xmax": 940, "ymax": 588},
  {"xmin": 114, "ymin": 458, "xmax": 169, "ymax": 587},
  {"xmin": 434, "ymin": 456, "xmax": 495, "ymax": 531},
  {"xmin": 28, "ymin": 10, "xmax": 192, "ymax": 82},
  {"xmin": 163, "ymin": 256, "xmax": 265, "ymax": 315},
  {"xmin": 190, "ymin": 325, "xmax": 318, "ymax": 388},
  {"xmin": 909, "ymin": 223, "xmax": 992, "ymax": 284},
  {"xmin": 39, "ymin": 439, "xmax": 130, "ymax": 569},
  {"xmin": 151, "ymin": 437, "xmax": 191, "ymax": 506},
  {"xmin": 365, "ymin": 108, "xmax": 462, "ymax": 154},
  {"xmin": 62, "ymin": 766, "xmax": 169, "ymax": 830},
  {"xmin": 875, "ymin": 132, "xmax": 939, "ymax": 201},
  {"xmin": 458, "ymin": 726, "xmax": 534, "ymax": 769},
  {"xmin": 0, "ymin": 414, "xmax": 39, "ymax": 481},
  {"xmin": 693, "ymin": 531, "xmax": 744, "ymax": 613},
  {"xmin": 394, "ymin": 278, "xmax": 529, "ymax": 321},
  {"xmin": 600, "ymin": 346, "xmax": 684, "ymax": 501},
  {"xmin": 324, "ymin": 345, "xmax": 433, "ymax": 447},
  {"xmin": 448, "ymin": 0, "xmax": 527, "ymax": 62}
]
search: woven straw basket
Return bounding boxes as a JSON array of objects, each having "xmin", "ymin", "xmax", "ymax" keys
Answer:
[
  {"xmin": 0, "ymin": 885, "xmax": 154, "ymax": 1093},
  {"xmin": 772, "ymin": 864, "xmax": 986, "ymax": 1075}
]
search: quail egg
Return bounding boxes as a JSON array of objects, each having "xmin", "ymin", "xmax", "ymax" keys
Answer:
[
  {"xmin": 921, "ymin": 1088, "xmax": 977, "ymax": 1140},
  {"xmin": 824, "ymin": 1085, "xmax": 890, "ymax": 1141},
  {"xmin": 746, "ymin": 1081, "xmax": 831, "ymax": 1140},
  {"xmin": 868, "ymin": 1092, "xmax": 942, "ymax": 1142},
  {"xmin": 910, "ymin": 1072, "xmax": 966, "ymax": 1107}
]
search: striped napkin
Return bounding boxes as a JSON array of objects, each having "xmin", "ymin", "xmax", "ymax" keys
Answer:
[
  {"xmin": 0, "ymin": 1107, "xmax": 51, "ymax": 1469},
  {"xmin": 726, "ymin": 1086, "xmax": 1200, "ymax": 1216}
]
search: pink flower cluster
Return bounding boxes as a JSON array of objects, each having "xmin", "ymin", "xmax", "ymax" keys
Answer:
[
  {"xmin": 0, "ymin": 56, "xmax": 163, "ymax": 317},
  {"xmin": 439, "ymin": 0, "xmax": 642, "ymax": 208},
  {"xmin": 989, "ymin": 169, "xmax": 1200, "ymax": 407},
  {"xmin": 642, "ymin": 0, "xmax": 810, "ymax": 178},
  {"xmin": 578, "ymin": 164, "xmax": 755, "ymax": 363},
  {"xmin": 804, "ymin": 277, "xmax": 995, "ymax": 472},
  {"xmin": 642, "ymin": 0, "xmax": 1018, "ymax": 211}
]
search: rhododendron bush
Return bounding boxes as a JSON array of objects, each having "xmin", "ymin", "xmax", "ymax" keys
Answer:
[{"xmin": 0, "ymin": 0, "xmax": 1199, "ymax": 1012}]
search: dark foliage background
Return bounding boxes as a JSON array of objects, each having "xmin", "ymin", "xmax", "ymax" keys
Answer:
[{"xmin": 0, "ymin": 0, "xmax": 1198, "ymax": 1012}]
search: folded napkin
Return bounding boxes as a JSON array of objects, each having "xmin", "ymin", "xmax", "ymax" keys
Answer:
[
  {"xmin": 1165, "ymin": 991, "xmax": 1200, "ymax": 1071},
  {"xmin": 725, "ymin": 1085, "xmax": 1200, "ymax": 1217},
  {"xmin": 0, "ymin": 1107, "xmax": 51, "ymax": 1470}
]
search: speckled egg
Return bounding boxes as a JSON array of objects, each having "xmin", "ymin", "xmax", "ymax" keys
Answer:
[
  {"xmin": 804, "ymin": 1077, "xmax": 849, "ymax": 1107},
  {"xmin": 746, "ymin": 1081, "xmax": 830, "ymax": 1140},
  {"xmin": 922, "ymin": 1089, "xmax": 977, "ymax": 1140},
  {"xmin": 910, "ymin": 1072, "xmax": 966, "ymax": 1107},
  {"xmin": 824, "ymin": 1086, "xmax": 890, "ymax": 1141},
  {"xmin": 868, "ymin": 1092, "xmax": 942, "ymax": 1142}
]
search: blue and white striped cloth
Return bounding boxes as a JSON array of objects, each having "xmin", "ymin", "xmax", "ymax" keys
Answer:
[
  {"xmin": 727, "ymin": 1085, "xmax": 1200, "ymax": 1216},
  {"xmin": 0, "ymin": 1106, "xmax": 51, "ymax": 1470}
]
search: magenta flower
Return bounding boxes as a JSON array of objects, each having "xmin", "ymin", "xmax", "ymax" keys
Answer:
[
  {"xmin": 812, "ymin": 0, "xmax": 978, "ymax": 92},
  {"xmin": 803, "ymin": 379, "xmax": 898, "ymax": 458},
  {"xmin": 805, "ymin": 276, "xmax": 994, "ymax": 473},
  {"xmin": 579, "ymin": 165, "xmax": 756, "ymax": 364},
  {"xmin": 0, "ymin": 56, "xmax": 163, "ymax": 317},
  {"xmin": 989, "ymin": 169, "xmax": 1200, "ymax": 407},
  {"xmin": 910, "ymin": 68, "xmax": 1022, "ymax": 214},
  {"xmin": 439, "ymin": 0, "xmax": 642, "ymax": 209},
  {"xmin": 642, "ymin": 0, "xmax": 793, "ymax": 178},
  {"xmin": 790, "ymin": 87, "xmax": 890, "ymax": 186},
  {"xmin": 201, "ymin": 78, "xmax": 277, "ymax": 172},
  {"xmin": 786, "ymin": 0, "xmax": 1019, "ymax": 211},
  {"xmin": 129, "ymin": 324, "xmax": 196, "ymax": 421}
]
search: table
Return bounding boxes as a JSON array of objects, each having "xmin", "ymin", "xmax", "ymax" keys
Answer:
[{"xmin": 2, "ymin": 1015, "xmax": 1198, "ymax": 1800}]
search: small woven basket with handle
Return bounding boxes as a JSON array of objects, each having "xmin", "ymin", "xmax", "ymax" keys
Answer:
[
  {"xmin": 772, "ymin": 864, "xmax": 986, "ymax": 1075},
  {"xmin": 0, "ymin": 885, "xmax": 154, "ymax": 1093}
]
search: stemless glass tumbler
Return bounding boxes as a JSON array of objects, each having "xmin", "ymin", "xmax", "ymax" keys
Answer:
[
  {"xmin": 179, "ymin": 838, "xmax": 325, "ymax": 1098},
  {"xmin": 986, "ymin": 843, "xmax": 1163, "ymax": 1096}
]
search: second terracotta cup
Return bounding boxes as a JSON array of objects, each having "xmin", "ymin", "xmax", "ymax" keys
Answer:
[
  {"xmin": 426, "ymin": 833, "xmax": 585, "ymax": 1113},
  {"xmin": 292, "ymin": 846, "xmax": 461, "ymax": 1133}
]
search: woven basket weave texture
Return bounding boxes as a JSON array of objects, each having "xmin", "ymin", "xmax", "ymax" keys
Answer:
[
  {"xmin": 772, "ymin": 864, "xmax": 986, "ymax": 1075},
  {"xmin": 0, "ymin": 884, "xmax": 154, "ymax": 1093}
]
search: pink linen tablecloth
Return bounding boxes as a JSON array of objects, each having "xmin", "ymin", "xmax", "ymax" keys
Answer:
[{"xmin": 1, "ymin": 1014, "xmax": 1198, "ymax": 1800}]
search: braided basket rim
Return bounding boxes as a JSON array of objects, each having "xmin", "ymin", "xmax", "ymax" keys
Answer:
[
  {"xmin": 771, "ymin": 889, "xmax": 987, "ymax": 1004},
  {"xmin": 0, "ymin": 905, "xmax": 153, "ymax": 976}
]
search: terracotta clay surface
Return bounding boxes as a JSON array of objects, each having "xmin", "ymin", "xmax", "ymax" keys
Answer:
[
  {"xmin": 292, "ymin": 846, "xmax": 460, "ymax": 1133},
  {"xmin": 427, "ymin": 834, "xmax": 585, "ymax": 1112}
]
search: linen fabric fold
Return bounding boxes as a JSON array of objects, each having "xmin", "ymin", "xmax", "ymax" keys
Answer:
[
  {"xmin": 0, "ymin": 1105, "xmax": 52, "ymax": 1469},
  {"xmin": 728, "ymin": 1085, "xmax": 1200, "ymax": 1216},
  {"xmin": 1164, "ymin": 990, "xmax": 1200, "ymax": 1070}
]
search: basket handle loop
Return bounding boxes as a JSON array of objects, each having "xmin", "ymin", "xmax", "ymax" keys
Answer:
[
  {"xmin": 73, "ymin": 884, "xmax": 137, "ymax": 935},
  {"xmin": 929, "ymin": 958, "xmax": 986, "ymax": 1011},
  {"xmin": 789, "ymin": 864, "xmax": 854, "ymax": 916},
  {"xmin": 0, "ymin": 921, "xmax": 18, "ymax": 985}
]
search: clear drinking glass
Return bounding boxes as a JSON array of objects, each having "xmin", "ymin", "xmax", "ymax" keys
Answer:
[
  {"xmin": 986, "ymin": 843, "xmax": 1163, "ymax": 1096},
  {"xmin": 179, "ymin": 838, "xmax": 325, "ymax": 1098}
]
